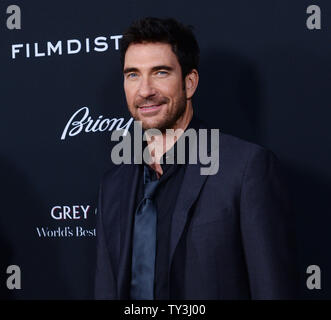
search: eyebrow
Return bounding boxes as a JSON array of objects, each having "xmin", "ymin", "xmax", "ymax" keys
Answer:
[{"xmin": 123, "ymin": 65, "xmax": 174, "ymax": 74}]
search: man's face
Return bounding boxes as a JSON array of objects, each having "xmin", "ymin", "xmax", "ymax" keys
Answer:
[{"xmin": 123, "ymin": 42, "xmax": 187, "ymax": 131}]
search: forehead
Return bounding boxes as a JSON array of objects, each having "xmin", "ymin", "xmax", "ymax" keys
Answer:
[{"xmin": 124, "ymin": 42, "xmax": 179, "ymax": 69}]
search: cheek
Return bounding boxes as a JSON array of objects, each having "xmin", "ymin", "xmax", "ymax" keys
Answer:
[
  {"xmin": 159, "ymin": 82, "xmax": 179, "ymax": 101},
  {"xmin": 124, "ymin": 87, "xmax": 135, "ymax": 106},
  {"xmin": 167, "ymin": 79, "xmax": 184, "ymax": 99},
  {"xmin": 169, "ymin": 87, "xmax": 184, "ymax": 104}
]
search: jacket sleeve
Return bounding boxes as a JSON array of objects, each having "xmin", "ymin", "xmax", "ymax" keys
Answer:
[
  {"xmin": 239, "ymin": 146, "xmax": 299, "ymax": 299},
  {"xmin": 94, "ymin": 181, "xmax": 117, "ymax": 299}
]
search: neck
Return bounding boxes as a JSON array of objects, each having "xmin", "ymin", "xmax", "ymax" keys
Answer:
[{"xmin": 146, "ymin": 104, "xmax": 193, "ymax": 177}]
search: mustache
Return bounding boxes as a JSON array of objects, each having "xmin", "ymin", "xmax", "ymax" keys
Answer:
[{"xmin": 135, "ymin": 97, "xmax": 169, "ymax": 107}]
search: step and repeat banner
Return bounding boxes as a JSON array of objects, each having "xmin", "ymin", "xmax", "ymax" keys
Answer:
[{"xmin": 1, "ymin": 1, "xmax": 330, "ymax": 299}]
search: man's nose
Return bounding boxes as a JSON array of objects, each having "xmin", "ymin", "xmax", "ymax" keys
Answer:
[{"xmin": 137, "ymin": 76, "xmax": 156, "ymax": 98}]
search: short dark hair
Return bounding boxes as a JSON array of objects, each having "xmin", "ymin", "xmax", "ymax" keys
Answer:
[{"xmin": 120, "ymin": 17, "xmax": 200, "ymax": 79}]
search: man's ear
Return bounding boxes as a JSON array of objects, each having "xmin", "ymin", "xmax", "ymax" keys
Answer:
[{"xmin": 185, "ymin": 69, "xmax": 199, "ymax": 99}]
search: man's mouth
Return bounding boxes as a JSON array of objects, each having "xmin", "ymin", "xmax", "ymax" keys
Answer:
[{"xmin": 138, "ymin": 103, "xmax": 164, "ymax": 113}]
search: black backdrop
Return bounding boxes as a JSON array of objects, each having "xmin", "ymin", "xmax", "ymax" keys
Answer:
[{"xmin": 1, "ymin": 0, "xmax": 330, "ymax": 299}]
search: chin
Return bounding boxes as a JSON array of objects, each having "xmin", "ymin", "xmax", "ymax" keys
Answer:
[
  {"xmin": 140, "ymin": 118, "xmax": 166, "ymax": 131},
  {"xmin": 141, "ymin": 120, "xmax": 162, "ymax": 131}
]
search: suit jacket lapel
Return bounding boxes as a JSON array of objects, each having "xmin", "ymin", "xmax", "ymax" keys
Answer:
[
  {"xmin": 117, "ymin": 163, "xmax": 140, "ymax": 299},
  {"xmin": 168, "ymin": 119, "xmax": 217, "ymax": 280},
  {"xmin": 168, "ymin": 163, "xmax": 209, "ymax": 275}
]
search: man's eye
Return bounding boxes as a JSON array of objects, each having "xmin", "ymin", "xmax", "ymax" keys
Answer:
[
  {"xmin": 156, "ymin": 71, "xmax": 168, "ymax": 76},
  {"xmin": 127, "ymin": 73, "xmax": 138, "ymax": 78}
]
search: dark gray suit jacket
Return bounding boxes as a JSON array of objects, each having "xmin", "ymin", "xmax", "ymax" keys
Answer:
[{"xmin": 94, "ymin": 119, "xmax": 298, "ymax": 299}]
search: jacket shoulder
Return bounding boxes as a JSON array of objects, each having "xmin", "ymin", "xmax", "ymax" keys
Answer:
[
  {"xmin": 215, "ymin": 132, "xmax": 279, "ymax": 180},
  {"xmin": 220, "ymin": 132, "xmax": 276, "ymax": 160},
  {"xmin": 100, "ymin": 164, "xmax": 129, "ymax": 189},
  {"xmin": 100, "ymin": 162, "xmax": 141, "ymax": 189}
]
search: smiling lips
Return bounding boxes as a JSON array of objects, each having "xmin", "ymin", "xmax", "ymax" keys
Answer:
[{"xmin": 138, "ymin": 104, "xmax": 164, "ymax": 113}]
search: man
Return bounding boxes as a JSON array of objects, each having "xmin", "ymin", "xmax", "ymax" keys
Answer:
[{"xmin": 94, "ymin": 17, "xmax": 298, "ymax": 299}]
